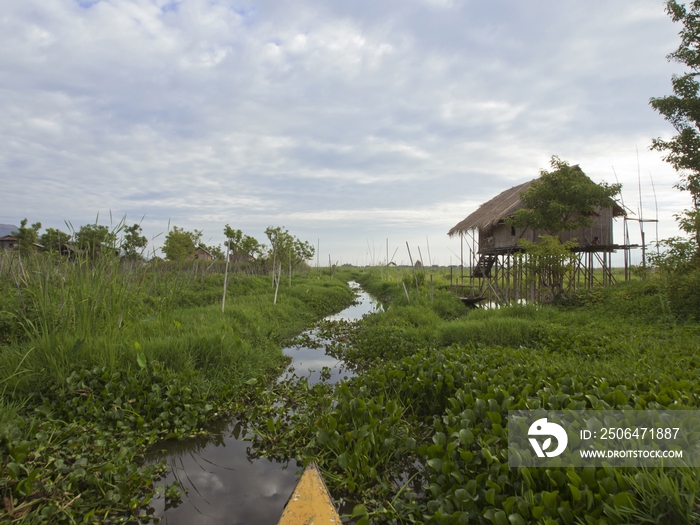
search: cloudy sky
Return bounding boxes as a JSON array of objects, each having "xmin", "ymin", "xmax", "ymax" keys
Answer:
[{"xmin": 0, "ymin": 0, "xmax": 690, "ymax": 265}]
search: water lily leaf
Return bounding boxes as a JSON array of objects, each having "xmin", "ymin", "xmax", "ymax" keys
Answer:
[
  {"xmin": 508, "ymin": 514, "xmax": 526, "ymax": 525},
  {"xmin": 351, "ymin": 504, "xmax": 368, "ymax": 518}
]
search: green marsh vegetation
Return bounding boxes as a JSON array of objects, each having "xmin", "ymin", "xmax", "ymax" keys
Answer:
[
  {"xmin": 240, "ymin": 262, "xmax": 700, "ymax": 524},
  {"xmin": 0, "ymin": 246, "xmax": 355, "ymax": 523}
]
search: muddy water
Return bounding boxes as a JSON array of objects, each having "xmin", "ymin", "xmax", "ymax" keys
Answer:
[{"xmin": 147, "ymin": 283, "xmax": 380, "ymax": 525}]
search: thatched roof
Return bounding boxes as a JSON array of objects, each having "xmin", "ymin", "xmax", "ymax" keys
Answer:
[
  {"xmin": 448, "ymin": 177, "xmax": 626, "ymax": 238},
  {"xmin": 448, "ymin": 180, "xmax": 534, "ymax": 237}
]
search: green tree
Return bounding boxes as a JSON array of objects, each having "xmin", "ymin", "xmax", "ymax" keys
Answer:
[
  {"xmin": 40, "ymin": 228, "xmax": 71, "ymax": 252},
  {"xmin": 223, "ymin": 225, "xmax": 243, "ymax": 253},
  {"xmin": 509, "ymin": 156, "xmax": 622, "ymax": 235},
  {"xmin": 12, "ymin": 219, "xmax": 42, "ymax": 255},
  {"xmin": 240, "ymin": 235, "xmax": 264, "ymax": 259},
  {"xmin": 207, "ymin": 244, "xmax": 225, "ymax": 260},
  {"xmin": 120, "ymin": 223, "xmax": 148, "ymax": 259},
  {"xmin": 162, "ymin": 226, "xmax": 202, "ymax": 261},
  {"xmin": 650, "ymin": 0, "xmax": 700, "ymax": 256},
  {"xmin": 74, "ymin": 224, "xmax": 117, "ymax": 257},
  {"xmin": 224, "ymin": 225, "xmax": 264, "ymax": 260},
  {"xmin": 516, "ymin": 236, "xmax": 578, "ymax": 303},
  {"xmin": 264, "ymin": 226, "xmax": 315, "ymax": 281}
]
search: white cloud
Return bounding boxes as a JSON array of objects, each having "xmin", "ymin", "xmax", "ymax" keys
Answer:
[{"xmin": 0, "ymin": 0, "xmax": 689, "ymax": 266}]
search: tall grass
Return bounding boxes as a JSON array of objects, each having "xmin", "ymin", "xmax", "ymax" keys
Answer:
[
  {"xmin": 0, "ymin": 251, "xmax": 187, "ymax": 392},
  {"xmin": 0, "ymin": 250, "xmax": 354, "ymax": 397}
]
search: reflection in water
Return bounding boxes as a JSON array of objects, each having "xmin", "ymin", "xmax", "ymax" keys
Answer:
[{"xmin": 148, "ymin": 282, "xmax": 379, "ymax": 524}]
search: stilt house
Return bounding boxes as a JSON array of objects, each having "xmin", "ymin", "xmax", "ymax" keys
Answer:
[{"xmin": 448, "ymin": 177, "xmax": 625, "ymax": 303}]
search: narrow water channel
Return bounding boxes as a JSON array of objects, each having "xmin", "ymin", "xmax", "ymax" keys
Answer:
[{"xmin": 147, "ymin": 282, "xmax": 380, "ymax": 525}]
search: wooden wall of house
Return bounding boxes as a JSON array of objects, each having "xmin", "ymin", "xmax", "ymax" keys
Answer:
[
  {"xmin": 478, "ymin": 224, "xmax": 535, "ymax": 252},
  {"xmin": 494, "ymin": 223, "xmax": 535, "ymax": 249},
  {"xmin": 476, "ymin": 207, "xmax": 615, "ymax": 253},
  {"xmin": 558, "ymin": 208, "xmax": 613, "ymax": 246}
]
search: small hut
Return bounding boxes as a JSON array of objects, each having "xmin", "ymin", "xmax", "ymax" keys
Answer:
[
  {"xmin": 190, "ymin": 247, "xmax": 213, "ymax": 261},
  {"xmin": 0, "ymin": 235, "xmax": 18, "ymax": 251},
  {"xmin": 448, "ymin": 180, "xmax": 625, "ymax": 255},
  {"xmin": 448, "ymin": 179, "xmax": 626, "ymax": 304},
  {"xmin": 0, "ymin": 236, "xmax": 44, "ymax": 252}
]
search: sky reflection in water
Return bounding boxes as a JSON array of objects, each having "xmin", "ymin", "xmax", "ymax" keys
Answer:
[{"xmin": 149, "ymin": 283, "xmax": 379, "ymax": 524}]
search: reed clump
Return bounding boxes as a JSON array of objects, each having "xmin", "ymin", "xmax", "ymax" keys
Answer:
[{"xmin": 0, "ymin": 249, "xmax": 355, "ymax": 523}]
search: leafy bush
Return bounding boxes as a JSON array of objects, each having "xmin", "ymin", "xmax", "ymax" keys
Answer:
[
  {"xmin": 242, "ymin": 270, "xmax": 700, "ymax": 524},
  {"xmin": 0, "ymin": 255, "xmax": 357, "ymax": 523},
  {"xmin": 665, "ymin": 268, "xmax": 700, "ymax": 320}
]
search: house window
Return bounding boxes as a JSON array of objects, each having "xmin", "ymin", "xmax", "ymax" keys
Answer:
[{"xmin": 511, "ymin": 226, "xmax": 516, "ymax": 236}]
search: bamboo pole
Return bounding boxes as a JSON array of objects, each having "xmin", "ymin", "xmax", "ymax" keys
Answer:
[
  {"xmin": 274, "ymin": 263, "xmax": 281, "ymax": 304},
  {"xmin": 221, "ymin": 241, "xmax": 230, "ymax": 313},
  {"xmin": 406, "ymin": 242, "xmax": 418, "ymax": 289},
  {"xmin": 402, "ymin": 281, "xmax": 411, "ymax": 304},
  {"xmin": 460, "ymin": 232, "xmax": 464, "ymax": 296}
]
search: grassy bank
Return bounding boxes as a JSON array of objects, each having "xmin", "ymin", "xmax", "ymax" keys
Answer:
[
  {"xmin": 0, "ymin": 252, "xmax": 355, "ymax": 523},
  {"xmin": 244, "ymin": 267, "xmax": 700, "ymax": 524}
]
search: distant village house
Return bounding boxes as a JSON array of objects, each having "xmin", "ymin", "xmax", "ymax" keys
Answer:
[
  {"xmin": 189, "ymin": 246, "xmax": 213, "ymax": 261},
  {"xmin": 0, "ymin": 235, "xmax": 18, "ymax": 250}
]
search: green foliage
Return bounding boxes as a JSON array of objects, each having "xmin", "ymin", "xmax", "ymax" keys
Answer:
[
  {"xmin": 264, "ymin": 226, "xmax": 315, "ymax": 270},
  {"xmin": 649, "ymin": 237, "xmax": 698, "ymax": 275},
  {"xmin": 0, "ymin": 363, "xmax": 208, "ymax": 523},
  {"xmin": 74, "ymin": 223, "xmax": 117, "ymax": 257},
  {"xmin": 650, "ymin": 0, "xmax": 700, "ymax": 252},
  {"xmin": 242, "ymin": 271, "xmax": 700, "ymax": 525},
  {"xmin": 604, "ymin": 468, "xmax": 700, "ymax": 524},
  {"xmin": 12, "ymin": 219, "xmax": 42, "ymax": 255},
  {"xmin": 206, "ymin": 244, "xmax": 225, "ymax": 260},
  {"xmin": 223, "ymin": 224, "xmax": 243, "ymax": 251},
  {"xmin": 517, "ymin": 235, "xmax": 579, "ymax": 302},
  {"xmin": 509, "ymin": 156, "xmax": 621, "ymax": 235},
  {"xmin": 39, "ymin": 227, "xmax": 71, "ymax": 253},
  {"xmin": 120, "ymin": 223, "xmax": 148, "ymax": 259},
  {"xmin": 436, "ymin": 317, "xmax": 534, "ymax": 347},
  {"xmin": 659, "ymin": 267, "xmax": 700, "ymax": 321},
  {"xmin": 240, "ymin": 234, "xmax": 264, "ymax": 259},
  {"xmin": 223, "ymin": 225, "xmax": 263, "ymax": 260},
  {"xmin": 161, "ymin": 226, "xmax": 202, "ymax": 261},
  {"xmin": 0, "ymin": 252, "xmax": 356, "ymax": 523},
  {"xmin": 647, "ymin": 238, "xmax": 700, "ymax": 319}
]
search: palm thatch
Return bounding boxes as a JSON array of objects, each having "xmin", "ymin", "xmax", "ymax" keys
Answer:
[
  {"xmin": 448, "ymin": 180, "xmax": 534, "ymax": 237},
  {"xmin": 448, "ymin": 178, "xmax": 625, "ymax": 238}
]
